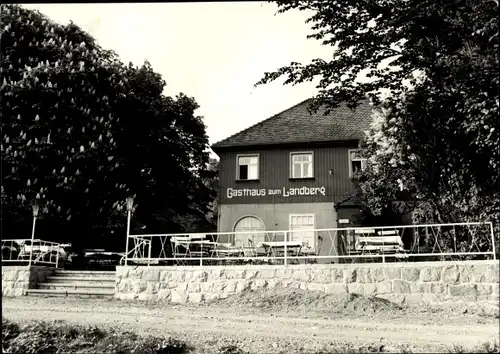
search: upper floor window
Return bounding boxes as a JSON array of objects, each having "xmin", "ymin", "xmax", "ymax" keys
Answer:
[
  {"xmin": 349, "ymin": 149, "xmax": 367, "ymax": 177},
  {"xmin": 237, "ymin": 154, "xmax": 259, "ymax": 180},
  {"xmin": 291, "ymin": 152, "xmax": 314, "ymax": 179}
]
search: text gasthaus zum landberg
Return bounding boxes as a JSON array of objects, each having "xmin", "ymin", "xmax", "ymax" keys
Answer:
[{"xmin": 226, "ymin": 186, "xmax": 326, "ymax": 199}]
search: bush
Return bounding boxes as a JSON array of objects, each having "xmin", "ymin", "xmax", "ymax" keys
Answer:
[{"xmin": 1, "ymin": 319, "xmax": 189, "ymax": 354}]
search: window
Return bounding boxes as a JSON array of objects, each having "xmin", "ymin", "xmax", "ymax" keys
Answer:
[
  {"xmin": 289, "ymin": 214, "xmax": 316, "ymax": 252},
  {"xmin": 291, "ymin": 152, "xmax": 313, "ymax": 179},
  {"xmin": 234, "ymin": 216, "xmax": 265, "ymax": 248},
  {"xmin": 348, "ymin": 149, "xmax": 367, "ymax": 177},
  {"xmin": 237, "ymin": 155, "xmax": 259, "ymax": 180}
]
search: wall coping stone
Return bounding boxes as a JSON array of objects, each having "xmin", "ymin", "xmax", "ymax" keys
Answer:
[{"xmin": 116, "ymin": 260, "xmax": 498, "ymax": 272}]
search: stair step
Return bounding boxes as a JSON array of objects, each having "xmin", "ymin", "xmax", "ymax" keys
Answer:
[
  {"xmin": 47, "ymin": 276, "xmax": 115, "ymax": 283},
  {"xmin": 26, "ymin": 288, "xmax": 114, "ymax": 298},
  {"xmin": 37, "ymin": 283, "xmax": 115, "ymax": 290},
  {"xmin": 54, "ymin": 270, "xmax": 115, "ymax": 277}
]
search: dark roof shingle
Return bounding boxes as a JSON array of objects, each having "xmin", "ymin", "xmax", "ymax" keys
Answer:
[{"xmin": 212, "ymin": 98, "xmax": 373, "ymax": 150}]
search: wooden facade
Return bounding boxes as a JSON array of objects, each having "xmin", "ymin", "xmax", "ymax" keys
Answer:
[{"xmin": 217, "ymin": 142, "xmax": 359, "ymax": 205}]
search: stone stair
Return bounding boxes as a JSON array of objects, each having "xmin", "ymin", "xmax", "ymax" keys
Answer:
[{"xmin": 26, "ymin": 269, "xmax": 116, "ymax": 298}]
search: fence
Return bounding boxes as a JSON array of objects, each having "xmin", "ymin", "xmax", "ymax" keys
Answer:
[
  {"xmin": 1, "ymin": 239, "xmax": 62, "ymax": 267},
  {"xmin": 121, "ymin": 222, "xmax": 496, "ymax": 266}
]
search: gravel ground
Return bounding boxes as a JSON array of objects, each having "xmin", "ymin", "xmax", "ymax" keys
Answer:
[{"xmin": 2, "ymin": 290, "xmax": 500, "ymax": 353}]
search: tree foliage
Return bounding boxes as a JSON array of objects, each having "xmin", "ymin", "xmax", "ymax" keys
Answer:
[
  {"xmin": 1, "ymin": 5, "xmax": 216, "ymax": 249},
  {"xmin": 257, "ymin": 0, "xmax": 499, "ymax": 252}
]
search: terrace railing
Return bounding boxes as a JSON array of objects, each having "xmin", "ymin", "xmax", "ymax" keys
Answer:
[
  {"xmin": 1, "ymin": 239, "xmax": 62, "ymax": 267},
  {"xmin": 122, "ymin": 222, "xmax": 496, "ymax": 266}
]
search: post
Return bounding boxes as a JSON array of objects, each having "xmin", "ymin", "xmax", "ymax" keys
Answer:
[
  {"xmin": 125, "ymin": 210, "xmax": 131, "ymax": 266},
  {"xmin": 284, "ymin": 231, "xmax": 288, "ymax": 266},
  {"xmin": 147, "ymin": 239, "xmax": 152, "ymax": 267},
  {"xmin": 490, "ymin": 222, "xmax": 497, "ymax": 261},
  {"xmin": 55, "ymin": 244, "xmax": 60, "ymax": 268},
  {"xmin": 29, "ymin": 204, "xmax": 39, "ymax": 267}
]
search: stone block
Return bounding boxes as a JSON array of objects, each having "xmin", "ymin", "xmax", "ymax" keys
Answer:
[
  {"xmin": 187, "ymin": 282, "xmax": 201, "ymax": 293},
  {"xmin": 393, "ymin": 280, "xmax": 412, "ymax": 294},
  {"xmin": 284, "ymin": 281, "xmax": 301, "ymax": 289},
  {"xmin": 292, "ymin": 269, "xmax": 311, "ymax": 282},
  {"xmin": 347, "ymin": 283, "xmax": 364, "ymax": 295},
  {"xmin": 421, "ymin": 293, "xmax": 441, "ymax": 305},
  {"xmin": 449, "ymin": 284, "xmax": 478, "ymax": 299},
  {"xmin": 266, "ymin": 279, "xmax": 281, "ymax": 290},
  {"xmin": 224, "ymin": 280, "xmax": 238, "ymax": 294},
  {"xmin": 188, "ymin": 293, "xmax": 204, "ymax": 304},
  {"xmin": 3, "ymin": 271, "xmax": 17, "ymax": 282},
  {"xmin": 484, "ymin": 267, "xmax": 499, "ymax": 283},
  {"xmin": 117, "ymin": 279, "xmax": 132, "ymax": 293},
  {"xmin": 458, "ymin": 265, "xmax": 473, "ymax": 283},
  {"xmin": 404, "ymin": 294, "xmax": 423, "ymax": 306},
  {"xmin": 171, "ymin": 290, "xmax": 188, "ymax": 304},
  {"xmin": 250, "ymin": 279, "xmax": 268, "ymax": 290},
  {"xmin": 116, "ymin": 267, "xmax": 129, "ymax": 278},
  {"xmin": 441, "ymin": 265, "xmax": 459, "ymax": 284},
  {"xmin": 311, "ymin": 271, "xmax": 332, "ymax": 284},
  {"xmin": 235, "ymin": 280, "xmax": 250, "ymax": 293},
  {"xmin": 115, "ymin": 293, "xmax": 138, "ymax": 301},
  {"xmin": 204, "ymin": 293, "xmax": 219, "ymax": 302},
  {"xmin": 343, "ymin": 269, "xmax": 357, "ymax": 283},
  {"xmin": 419, "ymin": 267, "xmax": 441, "ymax": 282},
  {"xmin": 138, "ymin": 293, "xmax": 156, "ymax": 301},
  {"xmin": 307, "ymin": 283, "xmax": 325, "ymax": 292},
  {"xmin": 369, "ymin": 268, "xmax": 385, "ymax": 283},
  {"xmin": 375, "ymin": 281, "xmax": 392, "ymax": 294},
  {"xmin": 275, "ymin": 268, "xmax": 292, "ymax": 279},
  {"xmin": 401, "ymin": 268, "xmax": 420, "ymax": 282},
  {"xmin": 128, "ymin": 268, "xmax": 143, "ymax": 279},
  {"xmin": 225, "ymin": 269, "xmax": 246, "ymax": 279},
  {"xmin": 201, "ymin": 282, "xmax": 214, "ymax": 293},
  {"xmin": 492, "ymin": 283, "xmax": 499, "ymax": 295},
  {"xmin": 477, "ymin": 284, "xmax": 493, "ymax": 296},
  {"xmin": 364, "ymin": 283, "xmax": 377, "ymax": 296},
  {"xmin": 176, "ymin": 283, "xmax": 188, "ymax": 292},
  {"xmin": 383, "ymin": 267, "xmax": 401, "ymax": 280},
  {"xmin": 213, "ymin": 281, "xmax": 227, "ymax": 293},
  {"xmin": 359, "ymin": 268, "xmax": 375, "ymax": 283},
  {"xmin": 132, "ymin": 280, "xmax": 148, "ymax": 294},
  {"xmin": 330, "ymin": 268, "xmax": 344, "ymax": 283},
  {"xmin": 259, "ymin": 269, "xmax": 276, "ymax": 279},
  {"xmin": 157, "ymin": 289, "xmax": 171, "ymax": 300},
  {"xmin": 421, "ymin": 282, "xmax": 447, "ymax": 295},
  {"xmin": 245, "ymin": 270, "xmax": 258, "ymax": 279},
  {"xmin": 2, "ymin": 281, "xmax": 14, "ymax": 290},
  {"xmin": 207, "ymin": 269, "xmax": 223, "ymax": 282},
  {"xmin": 170, "ymin": 271, "xmax": 186, "ymax": 283},
  {"xmin": 325, "ymin": 283, "xmax": 348, "ymax": 295},
  {"xmin": 142, "ymin": 269, "xmax": 160, "ymax": 282},
  {"xmin": 159, "ymin": 271, "xmax": 171, "ymax": 282},
  {"xmin": 409, "ymin": 282, "xmax": 423, "ymax": 293}
]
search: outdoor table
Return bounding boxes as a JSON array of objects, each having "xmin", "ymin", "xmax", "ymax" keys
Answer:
[{"xmin": 256, "ymin": 241, "xmax": 303, "ymax": 264}]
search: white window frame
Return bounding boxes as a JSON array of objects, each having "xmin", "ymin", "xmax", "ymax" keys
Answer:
[
  {"xmin": 288, "ymin": 213, "xmax": 316, "ymax": 252},
  {"xmin": 348, "ymin": 149, "xmax": 367, "ymax": 177},
  {"xmin": 236, "ymin": 154, "xmax": 259, "ymax": 181},
  {"xmin": 290, "ymin": 151, "xmax": 314, "ymax": 179}
]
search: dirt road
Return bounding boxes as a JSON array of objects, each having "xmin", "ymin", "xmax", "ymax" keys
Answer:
[{"xmin": 2, "ymin": 295, "xmax": 499, "ymax": 353}]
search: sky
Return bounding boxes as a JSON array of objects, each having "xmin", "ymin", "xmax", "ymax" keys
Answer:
[{"xmin": 23, "ymin": 2, "xmax": 333, "ymax": 156}]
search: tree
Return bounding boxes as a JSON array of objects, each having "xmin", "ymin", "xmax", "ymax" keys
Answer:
[
  {"xmin": 1, "ymin": 5, "xmax": 215, "ymax": 250},
  {"xmin": 256, "ymin": 0, "xmax": 499, "ymax": 253}
]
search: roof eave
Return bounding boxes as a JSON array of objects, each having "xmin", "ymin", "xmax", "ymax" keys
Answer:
[{"xmin": 211, "ymin": 139, "xmax": 361, "ymax": 153}]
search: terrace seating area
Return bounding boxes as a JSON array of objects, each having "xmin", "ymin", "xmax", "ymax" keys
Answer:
[
  {"xmin": 170, "ymin": 234, "xmax": 310, "ymax": 265},
  {"xmin": 347, "ymin": 228, "xmax": 408, "ymax": 262}
]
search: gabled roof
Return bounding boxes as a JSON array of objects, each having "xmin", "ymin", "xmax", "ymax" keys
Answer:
[{"xmin": 212, "ymin": 98, "xmax": 374, "ymax": 150}]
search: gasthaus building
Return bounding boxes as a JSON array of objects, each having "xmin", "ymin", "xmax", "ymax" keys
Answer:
[{"xmin": 211, "ymin": 99, "xmax": 373, "ymax": 260}]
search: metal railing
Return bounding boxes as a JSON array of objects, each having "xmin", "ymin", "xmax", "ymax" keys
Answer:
[
  {"xmin": 122, "ymin": 222, "xmax": 496, "ymax": 266},
  {"xmin": 1, "ymin": 239, "xmax": 62, "ymax": 267}
]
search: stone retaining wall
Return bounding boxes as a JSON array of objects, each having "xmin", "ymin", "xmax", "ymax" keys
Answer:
[
  {"xmin": 115, "ymin": 261, "xmax": 499, "ymax": 306},
  {"xmin": 2, "ymin": 266, "xmax": 54, "ymax": 297}
]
